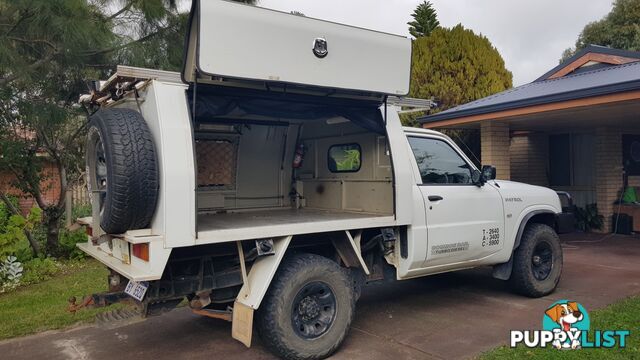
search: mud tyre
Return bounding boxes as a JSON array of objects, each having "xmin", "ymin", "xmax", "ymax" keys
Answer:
[
  {"xmin": 256, "ymin": 253, "xmax": 355, "ymax": 360},
  {"xmin": 509, "ymin": 223, "xmax": 563, "ymax": 297}
]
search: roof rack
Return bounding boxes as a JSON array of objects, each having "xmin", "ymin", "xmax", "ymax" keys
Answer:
[{"xmin": 79, "ymin": 65, "xmax": 183, "ymax": 106}]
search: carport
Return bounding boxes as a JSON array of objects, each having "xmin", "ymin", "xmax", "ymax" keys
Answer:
[{"xmin": 419, "ymin": 45, "xmax": 640, "ymax": 232}]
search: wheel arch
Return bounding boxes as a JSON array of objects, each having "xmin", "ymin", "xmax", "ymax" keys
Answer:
[{"xmin": 492, "ymin": 210, "xmax": 557, "ymax": 281}]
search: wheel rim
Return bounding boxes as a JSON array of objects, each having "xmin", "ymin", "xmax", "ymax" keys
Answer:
[
  {"xmin": 531, "ymin": 241, "xmax": 553, "ymax": 281},
  {"xmin": 291, "ymin": 281, "xmax": 337, "ymax": 339},
  {"xmin": 88, "ymin": 131, "xmax": 108, "ymax": 214}
]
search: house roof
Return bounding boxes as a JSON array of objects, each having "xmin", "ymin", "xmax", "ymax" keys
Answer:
[
  {"xmin": 419, "ymin": 45, "xmax": 640, "ymax": 125},
  {"xmin": 535, "ymin": 45, "xmax": 640, "ymax": 82}
]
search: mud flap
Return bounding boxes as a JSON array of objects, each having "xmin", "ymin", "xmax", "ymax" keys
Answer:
[
  {"xmin": 231, "ymin": 301, "xmax": 253, "ymax": 347},
  {"xmin": 231, "ymin": 235, "xmax": 293, "ymax": 347}
]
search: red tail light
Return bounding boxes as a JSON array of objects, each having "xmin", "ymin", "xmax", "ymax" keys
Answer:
[{"xmin": 132, "ymin": 243, "xmax": 149, "ymax": 262}]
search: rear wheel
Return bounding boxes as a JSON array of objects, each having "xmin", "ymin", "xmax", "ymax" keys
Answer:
[
  {"xmin": 256, "ymin": 253, "xmax": 355, "ymax": 360},
  {"xmin": 509, "ymin": 223, "xmax": 563, "ymax": 297}
]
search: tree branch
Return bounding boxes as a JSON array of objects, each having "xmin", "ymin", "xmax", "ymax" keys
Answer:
[
  {"xmin": 0, "ymin": 50, "xmax": 57, "ymax": 86},
  {"xmin": 7, "ymin": 164, "xmax": 47, "ymax": 210},
  {"xmin": 107, "ymin": 1, "xmax": 135, "ymax": 21},
  {"xmin": 82, "ymin": 24, "xmax": 172, "ymax": 56},
  {"xmin": 6, "ymin": 36, "xmax": 57, "ymax": 51},
  {"xmin": 37, "ymin": 129, "xmax": 60, "ymax": 162}
]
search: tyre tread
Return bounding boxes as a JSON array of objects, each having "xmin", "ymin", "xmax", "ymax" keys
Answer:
[
  {"xmin": 257, "ymin": 253, "xmax": 355, "ymax": 360},
  {"xmin": 89, "ymin": 108, "xmax": 158, "ymax": 234}
]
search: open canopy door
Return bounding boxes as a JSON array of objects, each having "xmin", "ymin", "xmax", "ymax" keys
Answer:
[{"xmin": 182, "ymin": 0, "xmax": 412, "ymax": 97}]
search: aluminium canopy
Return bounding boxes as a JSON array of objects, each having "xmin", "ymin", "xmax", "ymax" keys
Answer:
[{"xmin": 182, "ymin": 0, "xmax": 412, "ymax": 97}]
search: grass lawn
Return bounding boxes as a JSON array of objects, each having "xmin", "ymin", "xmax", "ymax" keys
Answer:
[
  {"xmin": 0, "ymin": 260, "xmax": 115, "ymax": 340},
  {"xmin": 480, "ymin": 295, "xmax": 640, "ymax": 359}
]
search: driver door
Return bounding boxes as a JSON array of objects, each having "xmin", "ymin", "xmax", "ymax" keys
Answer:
[{"xmin": 407, "ymin": 136, "xmax": 505, "ymax": 268}]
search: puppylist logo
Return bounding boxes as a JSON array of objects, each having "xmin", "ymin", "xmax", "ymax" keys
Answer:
[{"xmin": 510, "ymin": 300, "xmax": 630, "ymax": 350}]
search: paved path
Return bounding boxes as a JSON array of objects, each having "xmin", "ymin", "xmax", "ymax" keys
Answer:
[{"xmin": 1, "ymin": 234, "xmax": 639, "ymax": 359}]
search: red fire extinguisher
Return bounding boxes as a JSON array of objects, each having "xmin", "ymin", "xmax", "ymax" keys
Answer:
[{"xmin": 292, "ymin": 143, "xmax": 305, "ymax": 168}]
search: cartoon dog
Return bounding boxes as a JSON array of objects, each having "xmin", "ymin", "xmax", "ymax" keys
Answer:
[{"xmin": 545, "ymin": 301, "xmax": 584, "ymax": 349}]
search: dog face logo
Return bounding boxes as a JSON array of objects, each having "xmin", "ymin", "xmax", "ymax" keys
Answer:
[
  {"xmin": 545, "ymin": 302, "xmax": 583, "ymax": 331},
  {"xmin": 312, "ymin": 37, "xmax": 328, "ymax": 58},
  {"xmin": 543, "ymin": 301, "xmax": 589, "ymax": 350}
]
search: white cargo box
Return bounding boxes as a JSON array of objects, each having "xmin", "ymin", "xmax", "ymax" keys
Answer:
[{"xmin": 183, "ymin": 0, "xmax": 412, "ymax": 96}]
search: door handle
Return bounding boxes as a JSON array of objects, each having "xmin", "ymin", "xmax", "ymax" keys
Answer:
[{"xmin": 428, "ymin": 195, "xmax": 443, "ymax": 202}]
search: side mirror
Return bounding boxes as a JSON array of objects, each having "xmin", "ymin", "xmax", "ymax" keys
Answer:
[
  {"xmin": 482, "ymin": 165, "xmax": 497, "ymax": 181},
  {"xmin": 471, "ymin": 169, "xmax": 484, "ymax": 186}
]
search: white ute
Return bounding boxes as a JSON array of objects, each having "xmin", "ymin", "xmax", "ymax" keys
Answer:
[{"xmin": 76, "ymin": 1, "xmax": 574, "ymax": 359}]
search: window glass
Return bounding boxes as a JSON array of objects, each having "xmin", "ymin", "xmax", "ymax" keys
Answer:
[
  {"xmin": 328, "ymin": 144, "xmax": 361, "ymax": 173},
  {"xmin": 408, "ymin": 137, "xmax": 472, "ymax": 184},
  {"xmin": 549, "ymin": 134, "xmax": 571, "ymax": 186}
]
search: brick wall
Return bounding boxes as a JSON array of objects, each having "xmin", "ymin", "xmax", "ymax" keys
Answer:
[
  {"xmin": 595, "ymin": 127, "xmax": 623, "ymax": 232},
  {"xmin": 481, "ymin": 121, "xmax": 511, "ymax": 180},
  {"xmin": 510, "ymin": 133, "xmax": 549, "ymax": 187},
  {"xmin": 627, "ymin": 176, "xmax": 640, "ymax": 187},
  {"xmin": 0, "ymin": 162, "xmax": 61, "ymax": 214}
]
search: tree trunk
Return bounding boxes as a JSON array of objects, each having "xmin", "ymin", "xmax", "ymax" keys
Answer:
[
  {"xmin": 44, "ymin": 210, "xmax": 62, "ymax": 256},
  {"xmin": 25, "ymin": 230, "xmax": 41, "ymax": 257}
]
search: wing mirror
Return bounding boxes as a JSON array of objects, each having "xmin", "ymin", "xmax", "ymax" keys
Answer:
[
  {"xmin": 472, "ymin": 165, "xmax": 497, "ymax": 186},
  {"xmin": 482, "ymin": 165, "xmax": 497, "ymax": 180},
  {"xmin": 471, "ymin": 169, "xmax": 484, "ymax": 186}
]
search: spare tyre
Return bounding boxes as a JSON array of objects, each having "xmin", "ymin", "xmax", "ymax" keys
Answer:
[{"xmin": 86, "ymin": 108, "xmax": 159, "ymax": 234}]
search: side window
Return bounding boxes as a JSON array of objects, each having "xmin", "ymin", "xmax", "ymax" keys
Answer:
[
  {"xmin": 408, "ymin": 137, "xmax": 472, "ymax": 184},
  {"xmin": 328, "ymin": 143, "xmax": 361, "ymax": 173}
]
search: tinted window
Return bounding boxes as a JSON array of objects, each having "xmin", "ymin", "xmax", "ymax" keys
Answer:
[
  {"xmin": 328, "ymin": 144, "xmax": 361, "ymax": 173},
  {"xmin": 408, "ymin": 137, "xmax": 472, "ymax": 184}
]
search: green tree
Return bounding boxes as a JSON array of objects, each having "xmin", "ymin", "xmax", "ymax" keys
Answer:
[
  {"xmin": 0, "ymin": 0, "xmax": 257, "ymax": 255},
  {"xmin": 408, "ymin": 1, "xmax": 440, "ymax": 38},
  {"xmin": 562, "ymin": 0, "xmax": 640, "ymax": 60},
  {"xmin": 410, "ymin": 25, "xmax": 512, "ymax": 112},
  {"xmin": 0, "ymin": 0, "xmax": 181, "ymax": 255},
  {"xmin": 408, "ymin": 25, "xmax": 512, "ymax": 164}
]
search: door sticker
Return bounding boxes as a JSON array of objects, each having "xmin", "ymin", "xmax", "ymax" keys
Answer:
[
  {"xmin": 431, "ymin": 242, "xmax": 469, "ymax": 255},
  {"xmin": 482, "ymin": 228, "xmax": 500, "ymax": 247}
]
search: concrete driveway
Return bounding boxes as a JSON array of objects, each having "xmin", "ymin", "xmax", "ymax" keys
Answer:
[{"xmin": 1, "ymin": 234, "xmax": 639, "ymax": 359}]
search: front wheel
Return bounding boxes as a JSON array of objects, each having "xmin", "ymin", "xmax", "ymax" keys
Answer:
[
  {"xmin": 509, "ymin": 223, "xmax": 563, "ymax": 297},
  {"xmin": 256, "ymin": 253, "xmax": 355, "ymax": 360}
]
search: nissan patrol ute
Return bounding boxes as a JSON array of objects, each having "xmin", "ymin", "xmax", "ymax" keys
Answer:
[{"xmin": 75, "ymin": 1, "xmax": 574, "ymax": 359}]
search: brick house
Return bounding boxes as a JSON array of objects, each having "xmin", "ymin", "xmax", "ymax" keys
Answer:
[
  {"xmin": 0, "ymin": 162, "xmax": 62, "ymax": 214},
  {"xmin": 419, "ymin": 45, "xmax": 640, "ymax": 232}
]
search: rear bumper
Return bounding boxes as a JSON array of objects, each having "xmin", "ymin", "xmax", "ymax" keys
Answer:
[
  {"xmin": 77, "ymin": 236, "xmax": 171, "ymax": 282},
  {"xmin": 556, "ymin": 212, "xmax": 576, "ymax": 234}
]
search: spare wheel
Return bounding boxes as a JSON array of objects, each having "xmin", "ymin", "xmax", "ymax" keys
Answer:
[{"xmin": 86, "ymin": 108, "xmax": 159, "ymax": 234}]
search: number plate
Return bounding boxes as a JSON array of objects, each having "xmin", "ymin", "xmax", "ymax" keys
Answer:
[{"xmin": 124, "ymin": 280, "xmax": 149, "ymax": 301}]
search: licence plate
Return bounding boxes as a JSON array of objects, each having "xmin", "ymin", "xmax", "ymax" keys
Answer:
[{"xmin": 124, "ymin": 280, "xmax": 149, "ymax": 301}]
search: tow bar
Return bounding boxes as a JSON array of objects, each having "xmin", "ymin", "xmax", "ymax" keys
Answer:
[{"xmin": 67, "ymin": 292, "xmax": 134, "ymax": 313}]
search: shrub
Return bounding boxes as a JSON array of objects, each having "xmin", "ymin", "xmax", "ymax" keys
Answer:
[
  {"xmin": 575, "ymin": 203, "xmax": 604, "ymax": 232},
  {"xmin": 0, "ymin": 204, "xmax": 41, "ymax": 260},
  {"xmin": 72, "ymin": 204, "xmax": 92, "ymax": 221},
  {"xmin": 59, "ymin": 229, "xmax": 87, "ymax": 260},
  {"xmin": 0, "ymin": 256, "xmax": 23, "ymax": 293},
  {"xmin": 20, "ymin": 257, "xmax": 61, "ymax": 286}
]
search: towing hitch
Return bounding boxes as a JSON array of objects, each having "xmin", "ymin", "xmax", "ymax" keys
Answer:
[{"xmin": 68, "ymin": 292, "xmax": 135, "ymax": 313}]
